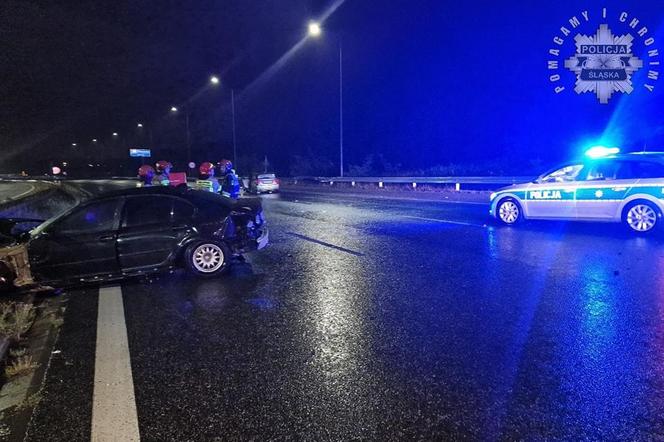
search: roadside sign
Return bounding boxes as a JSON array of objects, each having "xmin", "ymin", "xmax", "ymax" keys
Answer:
[{"xmin": 129, "ymin": 148, "xmax": 151, "ymax": 158}]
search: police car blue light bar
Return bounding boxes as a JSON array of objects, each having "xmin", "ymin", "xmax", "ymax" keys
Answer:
[{"xmin": 585, "ymin": 145, "xmax": 620, "ymax": 158}]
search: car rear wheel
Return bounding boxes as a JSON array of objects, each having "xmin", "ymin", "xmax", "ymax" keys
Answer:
[
  {"xmin": 184, "ymin": 242, "xmax": 230, "ymax": 277},
  {"xmin": 623, "ymin": 201, "xmax": 659, "ymax": 233},
  {"xmin": 496, "ymin": 198, "xmax": 522, "ymax": 225}
]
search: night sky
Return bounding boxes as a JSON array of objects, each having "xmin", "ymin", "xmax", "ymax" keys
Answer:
[{"xmin": 1, "ymin": 0, "xmax": 663, "ymax": 176}]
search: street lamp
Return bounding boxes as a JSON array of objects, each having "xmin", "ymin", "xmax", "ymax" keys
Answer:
[
  {"xmin": 308, "ymin": 21, "xmax": 322, "ymax": 37},
  {"xmin": 71, "ymin": 143, "xmax": 77, "ymax": 147},
  {"xmin": 92, "ymin": 139, "xmax": 97, "ymax": 143},
  {"xmin": 170, "ymin": 106, "xmax": 191, "ymax": 162},
  {"xmin": 209, "ymin": 75, "xmax": 238, "ymax": 167},
  {"xmin": 308, "ymin": 21, "xmax": 344, "ymax": 177},
  {"xmin": 112, "ymin": 132, "xmax": 119, "ymax": 137},
  {"xmin": 137, "ymin": 123, "xmax": 143, "ymax": 128}
]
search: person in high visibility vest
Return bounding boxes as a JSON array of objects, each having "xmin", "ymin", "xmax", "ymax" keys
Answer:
[
  {"xmin": 137, "ymin": 164, "xmax": 155, "ymax": 187},
  {"xmin": 154, "ymin": 160, "xmax": 172, "ymax": 186},
  {"xmin": 218, "ymin": 159, "xmax": 240, "ymax": 199},
  {"xmin": 195, "ymin": 162, "xmax": 220, "ymax": 193}
]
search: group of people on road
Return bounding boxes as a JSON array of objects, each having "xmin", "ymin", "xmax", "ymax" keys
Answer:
[{"xmin": 137, "ymin": 159, "xmax": 240, "ymax": 199}]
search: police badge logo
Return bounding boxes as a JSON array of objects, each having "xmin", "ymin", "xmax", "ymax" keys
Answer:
[
  {"xmin": 547, "ymin": 9, "xmax": 660, "ymax": 104},
  {"xmin": 564, "ymin": 24, "xmax": 643, "ymax": 104}
]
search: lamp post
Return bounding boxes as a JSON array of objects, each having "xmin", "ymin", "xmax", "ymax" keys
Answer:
[
  {"xmin": 308, "ymin": 21, "xmax": 344, "ymax": 177},
  {"xmin": 170, "ymin": 106, "xmax": 191, "ymax": 163},
  {"xmin": 210, "ymin": 76, "xmax": 238, "ymax": 168},
  {"xmin": 136, "ymin": 122, "xmax": 154, "ymax": 150}
]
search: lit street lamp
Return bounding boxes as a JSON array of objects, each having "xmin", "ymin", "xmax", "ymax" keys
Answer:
[
  {"xmin": 308, "ymin": 21, "xmax": 344, "ymax": 177},
  {"xmin": 137, "ymin": 122, "xmax": 143, "ymax": 128},
  {"xmin": 210, "ymin": 75, "xmax": 220, "ymax": 85},
  {"xmin": 112, "ymin": 132, "xmax": 119, "ymax": 137},
  {"xmin": 170, "ymin": 106, "xmax": 178, "ymax": 112},
  {"xmin": 92, "ymin": 139, "xmax": 97, "ymax": 143},
  {"xmin": 71, "ymin": 143, "xmax": 77, "ymax": 147},
  {"xmin": 308, "ymin": 21, "xmax": 322, "ymax": 37}
]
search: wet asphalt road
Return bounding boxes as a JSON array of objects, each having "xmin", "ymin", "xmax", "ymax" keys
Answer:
[{"xmin": 25, "ymin": 189, "xmax": 664, "ymax": 440}]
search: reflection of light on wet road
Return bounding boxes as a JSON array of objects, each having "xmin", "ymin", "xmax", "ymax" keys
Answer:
[
  {"xmin": 303, "ymin": 251, "xmax": 365, "ymax": 380},
  {"xmin": 481, "ymin": 224, "xmax": 567, "ymax": 438},
  {"xmin": 284, "ymin": 205, "xmax": 373, "ymax": 397},
  {"xmin": 580, "ymin": 260, "xmax": 616, "ymax": 362},
  {"xmin": 565, "ymin": 255, "xmax": 634, "ymax": 433}
]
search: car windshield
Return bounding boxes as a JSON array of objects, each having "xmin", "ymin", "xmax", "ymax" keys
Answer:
[
  {"xmin": 258, "ymin": 174, "xmax": 276, "ymax": 179},
  {"xmin": 538, "ymin": 164, "xmax": 584, "ymax": 183}
]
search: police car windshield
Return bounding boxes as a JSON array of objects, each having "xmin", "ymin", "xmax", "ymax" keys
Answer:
[{"xmin": 539, "ymin": 164, "xmax": 584, "ymax": 183}]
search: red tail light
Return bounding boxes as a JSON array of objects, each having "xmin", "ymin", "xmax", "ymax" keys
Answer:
[
  {"xmin": 275, "ymin": 178, "xmax": 281, "ymax": 185},
  {"xmin": 254, "ymin": 179, "xmax": 259, "ymax": 185}
]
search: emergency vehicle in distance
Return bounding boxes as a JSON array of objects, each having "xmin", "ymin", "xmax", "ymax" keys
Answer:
[{"xmin": 490, "ymin": 148, "xmax": 664, "ymax": 234}]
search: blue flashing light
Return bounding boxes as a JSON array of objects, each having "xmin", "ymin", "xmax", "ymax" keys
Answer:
[{"xmin": 585, "ymin": 145, "xmax": 620, "ymax": 159}]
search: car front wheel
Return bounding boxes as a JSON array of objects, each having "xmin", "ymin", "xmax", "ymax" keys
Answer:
[
  {"xmin": 184, "ymin": 241, "xmax": 230, "ymax": 277},
  {"xmin": 496, "ymin": 198, "xmax": 522, "ymax": 225},
  {"xmin": 623, "ymin": 202, "xmax": 659, "ymax": 233}
]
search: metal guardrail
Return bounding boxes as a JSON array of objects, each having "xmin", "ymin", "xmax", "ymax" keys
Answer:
[{"xmin": 292, "ymin": 176, "xmax": 534, "ymax": 190}]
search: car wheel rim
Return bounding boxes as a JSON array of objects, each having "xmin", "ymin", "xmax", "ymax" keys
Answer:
[
  {"xmin": 193, "ymin": 244, "xmax": 224, "ymax": 273},
  {"xmin": 499, "ymin": 201, "xmax": 519, "ymax": 224},
  {"xmin": 627, "ymin": 205, "xmax": 657, "ymax": 232}
]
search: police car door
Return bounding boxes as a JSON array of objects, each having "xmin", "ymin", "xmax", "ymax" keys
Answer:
[
  {"xmin": 574, "ymin": 160, "xmax": 630, "ymax": 220},
  {"xmin": 525, "ymin": 164, "xmax": 581, "ymax": 219}
]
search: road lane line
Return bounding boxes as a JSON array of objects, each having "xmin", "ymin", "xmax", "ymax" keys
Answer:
[
  {"xmin": 286, "ymin": 232, "xmax": 365, "ymax": 256},
  {"xmin": 12, "ymin": 184, "xmax": 35, "ymax": 199},
  {"xmin": 401, "ymin": 215, "xmax": 485, "ymax": 228},
  {"xmin": 91, "ymin": 286, "xmax": 140, "ymax": 441},
  {"xmin": 0, "ymin": 183, "xmax": 35, "ymax": 202}
]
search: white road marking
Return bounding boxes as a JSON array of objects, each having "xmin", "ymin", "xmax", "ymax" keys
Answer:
[
  {"xmin": 0, "ymin": 183, "xmax": 35, "ymax": 202},
  {"xmin": 13, "ymin": 184, "xmax": 35, "ymax": 199},
  {"xmin": 91, "ymin": 286, "xmax": 140, "ymax": 441},
  {"xmin": 401, "ymin": 215, "xmax": 485, "ymax": 228}
]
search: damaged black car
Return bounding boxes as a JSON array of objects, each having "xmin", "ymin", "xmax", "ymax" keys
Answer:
[{"xmin": 0, "ymin": 186, "xmax": 268, "ymax": 293}]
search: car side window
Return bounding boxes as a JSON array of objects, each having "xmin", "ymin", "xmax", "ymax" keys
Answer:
[
  {"xmin": 122, "ymin": 196, "xmax": 194, "ymax": 228},
  {"xmin": 171, "ymin": 199, "xmax": 195, "ymax": 223},
  {"xmin": 582, "ymin": 161, "xmax": 620, "ymax": 181},
  {"xmin": 630, "ymin": 161, "xmax": 664, "ymax": 179},
  {"xmin": 52, "ymin": 199, "xmax": 120, "ymax": 234},
  {"xmin": 540, "ymin": 164, "xmax": 584, "ymax": 183}
]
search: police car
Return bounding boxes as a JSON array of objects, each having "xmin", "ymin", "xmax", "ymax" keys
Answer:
[{"xmin": 489, "ymin": 149, "xmax": 664, "ymax": 233}]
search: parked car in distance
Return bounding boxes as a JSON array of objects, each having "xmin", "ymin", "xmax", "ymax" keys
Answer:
[
  {"xmin": 0, "ymin": 186, "xmax": 268, "ymax": 292},
  {"xmin": 251, "ymin": 174, "xmax": 280, "ymax": 194}
]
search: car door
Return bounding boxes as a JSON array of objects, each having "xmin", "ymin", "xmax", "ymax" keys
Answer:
[
  {"xmin": 116, "ymin": 195, "xmax": 196, "ymax": 272},
  {"xmin": 525, "ymin": 164, "xmax": 582, "ymax": 219},
  {"xmin": 28, "ymin": 198, "xmax": 123, "ymax": 282},
  {"xmin": 574, "ymin": 160, "xmax": 633, "ymax": 220}
]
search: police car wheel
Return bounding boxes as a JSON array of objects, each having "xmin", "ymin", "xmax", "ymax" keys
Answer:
[
  {"xmin": 185, "ymin": 242, "xmax": 230, "ymax": 277},
  {"xmin": 497, "ymin": 198, "xmax": 522, "ymax": 225},
  {"xmin": 624, "ymin": 202, "xmax": 659, "ymax": 233}
]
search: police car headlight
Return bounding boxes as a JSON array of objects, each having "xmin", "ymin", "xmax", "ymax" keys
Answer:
[{"xmin": 490, "ymin": 192, "xmax": 497, "ymax": 201}]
